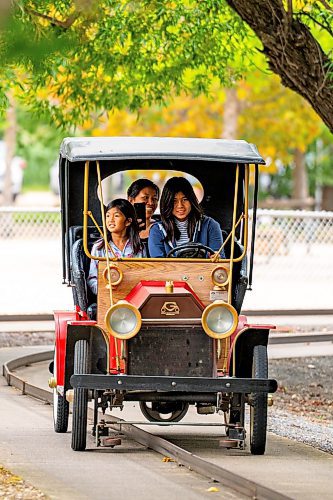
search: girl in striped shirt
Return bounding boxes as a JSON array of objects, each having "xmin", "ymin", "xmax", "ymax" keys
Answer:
[
  {"xmin": 148, "ymin": 177, "xmax": 224, "ymax": 258},
  {"xmin": 87, "ymin": 199, "xmax": 145, "ymax": 295}
]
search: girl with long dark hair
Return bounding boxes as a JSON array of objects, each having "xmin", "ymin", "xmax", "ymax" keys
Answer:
[
  {"xmin": 87, "ymin": 199, "xmax": 144, "ymax": 294},
  {"xmin": 148, "ymin": 177, "xmax": 224, "ymax": 258}
]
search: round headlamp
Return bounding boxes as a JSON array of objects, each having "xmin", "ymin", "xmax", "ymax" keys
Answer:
[
  {"xmin": 202, "ymin": 301, "xmax": 238, "ymax": 339},
  {"xmin": 211, "ymin": 266, "xmax": 229, "ymax": 287},
  {"xmin": 105, "ymin": 301, "xmax": 141, "ymax": 339},
  {"xmin": 103, "ymin": 264, "xmax": 123, "ymax": 288}
]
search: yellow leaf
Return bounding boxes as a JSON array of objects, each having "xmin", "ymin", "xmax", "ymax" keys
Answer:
[
  {"xmin": 162, "ymin": 456, "xmax": 175, "ymax": 462},
  {"xmin": 207, "ymin": 486, "xmax": 220, "ymax": 492}
]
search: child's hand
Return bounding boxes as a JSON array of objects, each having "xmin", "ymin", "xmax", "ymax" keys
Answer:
[{"xmin": 137, "ymin": 218, "xmax": 146, "ymax": 230}]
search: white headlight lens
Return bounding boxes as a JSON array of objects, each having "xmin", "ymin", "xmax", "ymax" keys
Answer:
[
  {"xmin": 206, "ymin": 307, "xmax": 233, "ymax": 334},
  {"xmin": 110, "ymin": 307, "xmax": 138, "ymax": 335},
  {"xmin": 201, "ymin": 301, "xmax": 238, "ymax": 339},
  {"xmin": 105, "ymin": 302, "xmax": 141, "ymax": 339}
]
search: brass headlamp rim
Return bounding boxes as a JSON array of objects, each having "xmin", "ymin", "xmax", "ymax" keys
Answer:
[
  {"xmin": 211, "ymin": 265, "xmax": 230, "ymax": 287},
  {"xmin": 201, "ymin": 300, "xmax": 238, "ymax": 339},
  {"xmin": 104, "ymin": 301, "xmax": 142, "ymax": 340},
  {"xmin": 103, "ymin": 264, "xmax": 123, "ymax": 287}
]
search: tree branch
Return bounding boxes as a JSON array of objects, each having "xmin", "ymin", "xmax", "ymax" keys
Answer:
[
  {"xmin": 317, "ymin": 0, "xmax": 333, "ymax": 14},
  {"xmin": 287, "ymin": 0, "xmax": 293, "ymax": 23},
  {"xmin": 25, "ymin": 7, "xmax": 79, "ymax": 29},
  {"xmin": 298, "ymin": 11, "xmax": 333, "ymax": 37}
]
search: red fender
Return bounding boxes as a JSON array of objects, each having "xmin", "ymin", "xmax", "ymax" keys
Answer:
[
  {"xmin": 53, "ymin": 310, "xmax": 79, "ymax": 389},
  {"xmin": 227, "ymin": 315, "xmax": 276, "ymax": 373}
]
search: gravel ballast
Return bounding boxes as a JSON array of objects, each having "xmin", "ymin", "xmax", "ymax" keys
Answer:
[{"xmin": 269, "ymin": 356, "xmax": 333, "ymax": 454}]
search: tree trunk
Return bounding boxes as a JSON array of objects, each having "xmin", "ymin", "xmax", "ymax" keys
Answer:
[
  {"xmin": 292, "ymin": 148, "xmax": 310, "ymax": 208},
  {"xmin": 223, "ymin": 88, "xmax": 239, "ymax": 139},
  {"xmin": 2, "ymin": 93, "xmax": 16, "ymax": 206},
  {"xmin": 321, "ymin": 186, "xmax": 333, "ymax": 211},
  {"xmin": 226, "ymin": 0, "xmax": 333, "ymax": 133}
]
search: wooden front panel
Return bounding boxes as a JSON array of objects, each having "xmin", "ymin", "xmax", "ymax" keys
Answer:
[{"xmin": 97, "ymin": 260, "xmax": 228, "ymax": 328}]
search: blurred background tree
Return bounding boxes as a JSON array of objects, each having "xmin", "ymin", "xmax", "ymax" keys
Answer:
[
  {"xmin": 0, "ymin": 0, "xmax": 332, "ymax": 208},
  {"xmin": 0, "ymin": 1, "xmax": 332, "ymax": 130}
]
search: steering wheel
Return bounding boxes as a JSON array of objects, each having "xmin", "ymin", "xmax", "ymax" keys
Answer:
[{"xmin": 166, "ymin": 242, "xmax": 216, "ymax": 258}]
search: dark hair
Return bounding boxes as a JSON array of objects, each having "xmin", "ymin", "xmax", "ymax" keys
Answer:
[
  {"xmin": 97, "ymin": 198, "xmax": 142, "ymax": 254},
  {"xmin": 127, "ymin": 178, "xmax": 160, "ymax": 200},
  {"xmin": 160, "ymin": 177, "xmax": 203, "ymax": 242}
]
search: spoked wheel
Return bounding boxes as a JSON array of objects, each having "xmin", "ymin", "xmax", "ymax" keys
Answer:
[
  {"xmin": 71, "ymin": 340, "xmax": 89, "ymax": 451},
  {"xmin": 53, "ymin": 349, "xmax": 69, "ymax": 433},
  {"xmin": 139, "ymin": 401, "xmax": 189, "ymax": 423},
  {"xmin": 250, "ymin": 345, "xmax": 268, "ymax": 455}
]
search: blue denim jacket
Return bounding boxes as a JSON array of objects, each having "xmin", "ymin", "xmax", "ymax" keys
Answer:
[{"xmin": 148, "ymin": 216, "xmax": 225, "ymax": 258}]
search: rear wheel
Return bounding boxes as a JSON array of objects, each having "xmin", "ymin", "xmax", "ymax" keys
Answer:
[
  {"xmin": 139, "ymin": 401, "xmax": 189, "ymax": 422},
  {"xmin": 250, "ymin": 345, "xmax": 268, "ymax": 455},
  {"xmin": 53, "ymin": 350, "xmax": 69, "ymax": 433},
  {"xmin": 71, "ymin": 340, "xmax": 89, "ymax": 451}
]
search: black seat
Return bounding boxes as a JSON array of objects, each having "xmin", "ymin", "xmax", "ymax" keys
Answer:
[
  {"xmin": 69, "ymin": 226, "xmax": 100, "ymax": 312},
  {"xmin": 222, "ymin": 231, "xmax": 248, "ymax": 314}
]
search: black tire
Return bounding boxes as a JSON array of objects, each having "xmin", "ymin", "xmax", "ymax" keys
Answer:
[
  {"xmin": 250, "ymin": 345, "xmax": 268, "ymax": 455},
  {"xmin": 71, "ymin": 340, "xmax": 89, "ymax": 451},
  {"xmin": 139, "ymin": 401, "xmax": 189, "ymax": 422},
  {"xmin": 53, "ymin": 350, "xmax": 69, "ymax": 433}
]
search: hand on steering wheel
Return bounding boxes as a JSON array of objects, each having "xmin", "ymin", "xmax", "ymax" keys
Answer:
[{"xmin": 166, "ymin": 242, "xmax": 216, "ymax": 258}]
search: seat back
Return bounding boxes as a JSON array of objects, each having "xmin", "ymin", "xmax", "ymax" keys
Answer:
[{"xmin": 69, "ymin": 226, "xmax": 100, "ymax": 311}]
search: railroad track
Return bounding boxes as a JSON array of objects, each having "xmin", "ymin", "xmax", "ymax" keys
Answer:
[
  {"xmin": 2, "ymin": 350, "xmax": 290, "ymax": 500},
  {"xmin": 1, "ymin": 309, "xmax": 333, "ymax": 322}
]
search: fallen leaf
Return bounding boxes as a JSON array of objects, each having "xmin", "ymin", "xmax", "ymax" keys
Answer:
[
  {"xmin": 162, "ymin": 456, "xmax": 175, "ymax": 462},
  {"xmin": 207, "ymin": 487, "xmax": 220, "ymax": 492}
]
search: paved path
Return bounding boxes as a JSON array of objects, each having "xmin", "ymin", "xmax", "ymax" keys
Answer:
[{"xmin": 3, "ymin": 347, "xmax": 333, "ymax": 499}]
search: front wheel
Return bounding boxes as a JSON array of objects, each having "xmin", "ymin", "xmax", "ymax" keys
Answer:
[
  {"xmin": 53, "ymin": 349, "xmax": 69, "ymax": 433},
  {"xmin": 250, "ymin": 345, "xmax": 268, "ymax": 455},
  {"xmin": 71, "ymin": 340, "xmax": 89, "ymax": 451}
]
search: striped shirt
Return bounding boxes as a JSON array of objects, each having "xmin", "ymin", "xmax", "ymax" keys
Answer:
[{"xmin": 175, "ymin": 219, "xmax": 190, "ymax": 246}]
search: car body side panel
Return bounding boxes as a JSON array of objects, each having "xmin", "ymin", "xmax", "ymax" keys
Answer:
[{"xmin": 54, "ymin": 310, "xmax": 79, "ymax": 388}]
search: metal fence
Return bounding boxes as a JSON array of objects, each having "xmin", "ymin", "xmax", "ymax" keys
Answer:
[
  {"xmin": 0, "ymin": 207, "xmax": 332, "ymax": 313},
  {"xmin": 253, "ymin": 209, "xmax": 333, "ymax": 262},
  {"xmin": 0, "ymin": 207, "xmax": 60, "ymax": 239}
]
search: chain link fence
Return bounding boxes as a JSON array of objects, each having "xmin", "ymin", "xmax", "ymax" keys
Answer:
[
  {"xmin": 0, "ymin": 207, "xmax": 332, "ymax": 313},
  {"xmin": 0, "ymin": 207, "xmax": 60, "ymax": 239},
  {"xmin": 253, "ymin": 209, "xmax": 333, "ymax": 263}
]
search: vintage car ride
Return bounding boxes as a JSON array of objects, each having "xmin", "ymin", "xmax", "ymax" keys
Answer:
[{"xmin": 50, "ymin": 137, "xmax": 277, "ymax": 454}]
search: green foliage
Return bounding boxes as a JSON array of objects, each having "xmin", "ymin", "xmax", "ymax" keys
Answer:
[
  {"xmin": 0, "ymin": 0, "xmax": 332, "ymax": 133},
  {"xmin": 0, "ymin": 0, "xmax": 253, "ymax": 126},
  {"xmin": 12, "ymin": 211, "xmax": 60, "ymax": 224},
  {"xmin": 15, "ymin": 107, "xmax": 71, "ymax": 188},
  {"xmin": 307, "ymin": 126, "xmax": 333, "ymax": 189}
]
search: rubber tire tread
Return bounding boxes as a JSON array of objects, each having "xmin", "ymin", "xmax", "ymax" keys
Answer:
[
  {"xmin": 71, "ymin": 340, "xmax": 89, "ymax": 451},
  {"xmin": 250, "ymin": 345, "xmax": 268, "ymax": 455},
  {"xmin": 53, "ymin": 349, "xmax": 69, "ymax": 433},
  {"xmin": 54, "ymin": 393, "xmax": 69, "ymax": 433}
]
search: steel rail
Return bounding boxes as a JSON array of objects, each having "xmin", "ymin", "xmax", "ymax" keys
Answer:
[
  {"xmin": 2, "ymin": 350, "xmax": 291, "ymax": 500},
  {"xmin": 269, "ymin": 331, "xmax": 333, "ymax": 344},
  {"xmin": 1, "ymin": 308, "xmax": 333, "ymax": 322}
]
